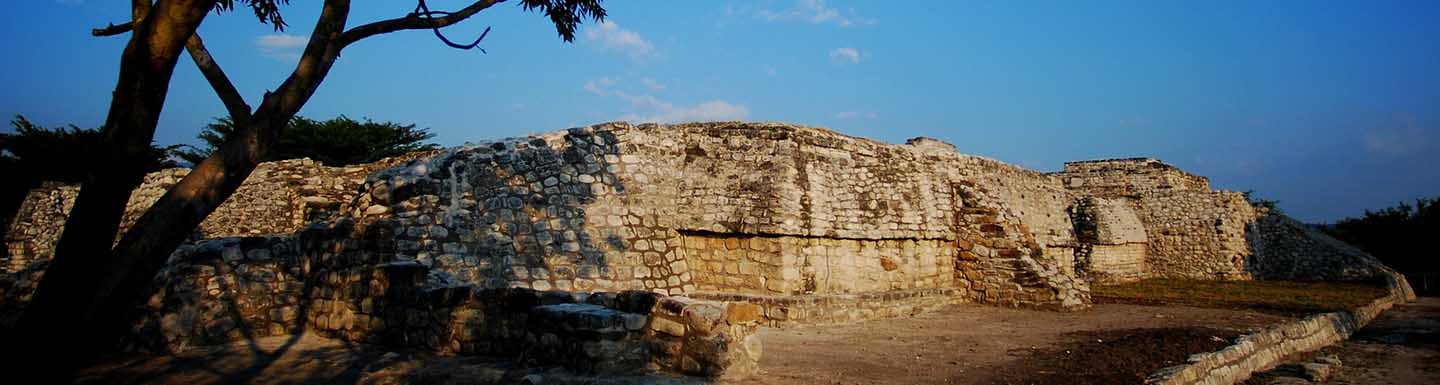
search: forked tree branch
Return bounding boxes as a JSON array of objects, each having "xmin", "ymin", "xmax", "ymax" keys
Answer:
[
  {"xmin": 185, "ymin": 33, "xmax": 252, "ymax": 125},
  {"xmin": 338, "ymin": 0, "xmax": 502, "ymax": 48}
]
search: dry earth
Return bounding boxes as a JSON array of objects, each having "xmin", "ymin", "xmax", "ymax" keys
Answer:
[
  {"xmin": 748, "ymin": 303, "xmax": 1285, "ymax": 385},
  {"xmin": 73, "ymin": 303, "xmax": 1286, "ymax": 385}
]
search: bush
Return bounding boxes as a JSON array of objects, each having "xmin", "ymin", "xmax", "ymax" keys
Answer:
[{"xmin": 176, "ymin": 116, "xmax": 439, "ymax": 166}]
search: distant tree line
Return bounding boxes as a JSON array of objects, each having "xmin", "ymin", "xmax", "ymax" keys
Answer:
[
  {"xmin": 1321, "ymin": 197, "xmax": 1440, "ymax": 277},
  {"xmin": 1, "ymin": 116, "xmax": 177, "ymax": 231},
  {"xmin": 1, "ymin": 114, "xmax": 435, "ymax": 231},
  {"xmin": 176, "ymin": 116, "xmax": 438, "ymax": 166}
]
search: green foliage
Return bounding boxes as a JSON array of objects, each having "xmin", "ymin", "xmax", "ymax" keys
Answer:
[
  {"xmin": 1, "ymin": 115, "xmax": 177, "ymax": 182},
  {"xmin": 1242, "ymin": 190, "xmax": 1283, "ymax": 215},
  {"xmin": 0, "ymin": 115, "xmax": 178, "ymax": 229},
  {"xmin": 177, "ymin": 116, "xmax": 439, "ymax": 166},
  {"xmin": 1322, "ymin": 197, "xmax": 1440, "ymax": 275},
  {"xmin": 520, "ymin": 0, "xmax": 608, "ymax": 41},
  {"xmin": 214, "ymin": 0, "xmax": 291, "ymax": 31}
]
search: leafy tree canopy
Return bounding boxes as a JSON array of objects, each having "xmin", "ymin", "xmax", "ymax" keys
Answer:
[
  {"xmin": 1, "ymin": 115, "xmax": 177, "ymax": 183},
  {"xmin": 177, "ymin": 116, "xmax": 439, "ymax": 166},
  {"xmin": 0, "ymin": 115, "xmax": 178, "ymax": 230}
]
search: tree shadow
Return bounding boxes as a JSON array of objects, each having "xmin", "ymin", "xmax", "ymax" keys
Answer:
[
  {"xmin": 410, "ymin": 129, "xmax": 628, "ymax": 292},
  {"xmin": 57, "ymin": 126, "xmax": 713, "ymax": 384}
]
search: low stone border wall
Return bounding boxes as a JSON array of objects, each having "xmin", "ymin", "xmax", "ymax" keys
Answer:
[
  {"xmin": 691, "ymin": 287, "xmax": 967, "ymax": 326},
  {"xmin": 107, "ymin": 232, "xmax": 764, "ymax": 379},
  {"xmin": 1145, "ymin": 273, "xmax": 1417, "ymax": 385}
]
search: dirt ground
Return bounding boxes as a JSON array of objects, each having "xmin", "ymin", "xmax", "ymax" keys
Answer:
[
  {"xmin": 1319, "ymin": 296, "xmax": 1440, "ymax": 385},
  {"xmin": 72, "ymin": 303, "xmax": 1288, "ymax": 385},
  {"xmin": 749, "ymin": 303, "xmax": 1285, "ymax": 385}
]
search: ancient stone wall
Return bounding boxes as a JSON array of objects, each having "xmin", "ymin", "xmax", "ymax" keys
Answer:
[
  {"xmin": 121, "ymin": 220, "xmax": 762, "ymax": 377},
  {"xmin": 333, "ymin": 122, "xmax": 1086, "ymax": 310},
  {"xmin": 1070, "ymin": 197, "xmax": 1150, "ymax": 282},
  {"xmin": 1, "ymin": 121, "xmax": 1411, "ymax": 378},
  {"xmin": 1245, "ymin": 212, "xmax": 1394, "ymax": 282},
  {"xmin": 1127, "ymin": 191, "xmax": 1257, "ymax": 280},
  {"xmin": 2, "ymin": 182, "xmax": 77, "ymax": 273},
  {"xmin": 0, "ymin": 157, "xmax": 422, "ymax": 274},
  {"xmin": 1060, "ymin": 157, "xmax": 1211, "ymax": 196},
  {"xmin": 1056, "ymin": 158, "xmax": 1398, "ymax": 284},
  {"xmin": 1059, "ymin": 160, "xmax": 1258, "ymax": 280}
]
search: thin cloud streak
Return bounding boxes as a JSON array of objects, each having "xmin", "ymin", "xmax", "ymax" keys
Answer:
[
  {"xmin": 830, "ymin": 47, "xmax": 861, "ymax": 63},
  {"xmin": 256, "ymin": 33, "xmax": 308, "ymax": 62},
  {"xmin": 584, "ymin": 77, "xmax": 748, "ymax": 123},
  {"xmin": 747, "ymin": 0, "xmax": 877, "ymax": 27},
  {"xmin": 582, "ymin": 21, "xmax": 656, "ymax": 60}
]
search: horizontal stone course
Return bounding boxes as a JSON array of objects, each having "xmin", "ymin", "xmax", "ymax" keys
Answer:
[{"xmin": 1145, "ymin": 273, "xmax": 1416, "ymax": 385}]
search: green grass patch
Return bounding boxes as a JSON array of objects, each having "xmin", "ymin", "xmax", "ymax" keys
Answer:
[{"xmin": 1092, "ymin": 279, "xmax": 1388, "ymax": 316}]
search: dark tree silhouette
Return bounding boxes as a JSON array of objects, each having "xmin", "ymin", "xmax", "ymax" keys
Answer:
[
  {"xmin": 176, "ymin": 116, "xmax": 439, "ymax": 166},
  {"xmin": 3, "ymin": 0, "xmax": 605, "ymax": 378},
  {"xmin": 0, "ymin": 116, "xmax": 177, "ymax": 233},
  {"xmin": 1242, "ymin": 190, "xmax": 1284, "ymax": 215},
  {"xmin": 1322, "ymin": 197, "xmax": 1440, "ymax": 281}
]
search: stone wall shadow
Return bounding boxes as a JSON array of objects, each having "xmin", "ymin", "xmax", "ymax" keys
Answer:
[
  {"xmin": 409, "ymin": 129, "xmax": 627, "ymax": 292},
  {"xmin": 101, "ymin": 236, "xmax": 327, "ymax": 384}
]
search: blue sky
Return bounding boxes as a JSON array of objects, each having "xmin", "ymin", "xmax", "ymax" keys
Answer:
[{"xmin": 2, "ymin": 0, "xmax": 1438, "ymax": 223}]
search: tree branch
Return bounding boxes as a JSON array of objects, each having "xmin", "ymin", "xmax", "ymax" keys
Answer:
[
  {"xmin": 257, "ymin": 0, "xmax": 353, "ymax": 121},
  {"xmin": 132, "ymin": 0, "xmax": 153, "ymax": 27},
  {"xmin": 185, "ymin": 33, "xmax": 251, "ymax": 125},
  {"xmin": 338, "ymin": 0, "xmax": 502, "ymax": 48},
  {"xmin": 92, "ymin": 21, "xmax": 134, "ymax": 37}
]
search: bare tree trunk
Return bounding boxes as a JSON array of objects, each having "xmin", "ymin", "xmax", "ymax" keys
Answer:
[
  {"xmin": 2, "ymin": 0, "xmax": 523, "ymax": 379},
  {"xmin": 3, "ymin": 0, "xmax": 217, "ymax": 376}
]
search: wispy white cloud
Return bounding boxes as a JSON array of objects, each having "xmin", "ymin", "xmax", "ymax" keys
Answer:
[
  {"xmin": 584, "ymin": 77, "xmax": 749, "ymax": 123},
  {"xmin": 582, "ymin": 21, "xmax": 656, "ymax": 60},
  {"xmin": 626, "ymin": 101, "xmax": 750, "ymax": 123},
  {"xmin": 1363, "ymin": 115, "xmax": 1433, "ymax": 156},
  {"xmin": 584, "ymin": 77, "xmax": 617, "ymax": 96},
  {"xmin": 830, "ymin": 47, "xmax": 861, "ymax": 63},
  {"xmin": 640, "ymin": 77, "xmax": 666, "ymax": 91},
  {"xmin": 748, "ymin": 0, "xmax": 876, "ymax": 27},
  {"xmin": 255, "ymin": 33, "xmax": 308, "ymax": 62}
]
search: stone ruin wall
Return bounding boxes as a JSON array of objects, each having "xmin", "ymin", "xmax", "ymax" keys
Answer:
[
  {"xmin": 1056, "ymin": 158, "xmax": 1258, "ymax": 281},
  {"xmin": 0, "ymin": 122, "xmax": 1406, "ymax": 378},
  {"xmin": 1053, "ymin": 158, "xmax": 1393, "ymax": 283},
  {"xmin": 0, "ymin": 155, "xmax": 432, "ymax": 273},
  {"xmin": 1245, "ymin": 213, "xmax": 1393, "ymax": 282},
  {"xmin": 1069, "ymin": 197, "xmax": 1150, "ymax": 282},
  {"xmin": 120, "ymin": 227, "xmax": 763, "ymax": 377},
  {"xmin": 340, "ymin": 123, "xmax": 1087, "ymax": 312},
  {"xmin": 2, "ymin": 182, "xmax": 77, "ymax": 273}
]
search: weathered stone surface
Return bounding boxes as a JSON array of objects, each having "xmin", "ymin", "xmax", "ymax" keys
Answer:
[
  {"xmin": 0, "ymin": 122, "xmax": 1411, "ymax": 380},
  {"xmin": 1146, "ymin": 273, "xmax": 1414, "ymax": 385}
]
